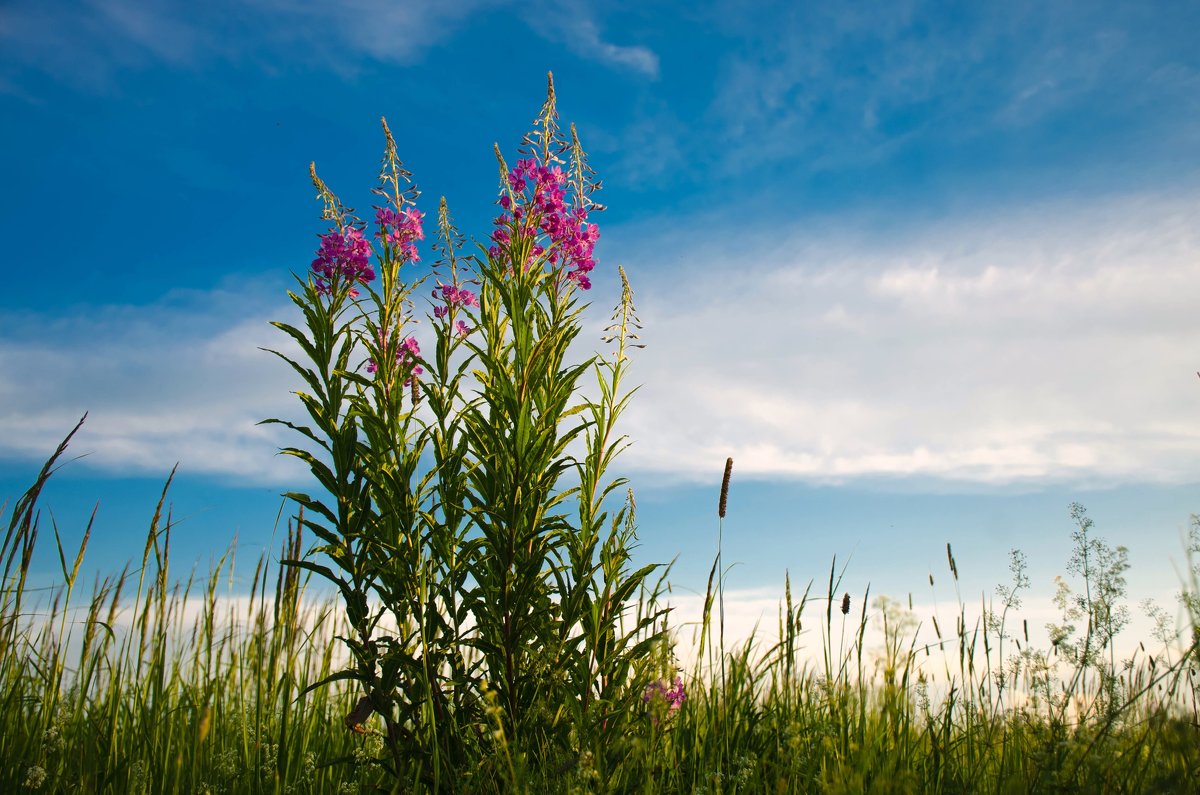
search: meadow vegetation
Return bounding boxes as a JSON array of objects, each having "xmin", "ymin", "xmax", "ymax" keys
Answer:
[{"xmin": 3, "ymin": 76, "xmax": 1198, "ymax": 793}]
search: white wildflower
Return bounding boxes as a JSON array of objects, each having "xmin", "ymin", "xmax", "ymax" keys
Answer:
[
  {"xmin": 42, "ymin": 725, "xmax": 64, "ymax": 754},
  {"xmin": 22, "ymin": 766, "xmax": 47, "ymax": 790},
  {"xmin": 129, "ymin": 760, "xmax": 149, "ymax": 793}
]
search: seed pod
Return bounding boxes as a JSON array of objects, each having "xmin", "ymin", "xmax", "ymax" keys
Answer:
[{"xmin": 718, "ymin": 457, "xmax": 733, "ymax": 518}]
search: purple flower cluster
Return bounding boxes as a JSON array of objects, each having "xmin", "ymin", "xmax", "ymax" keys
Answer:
[
  {"xmin": 489, "ymin": 158, "xmax": 599, "ymax": 289},
  {"xmin": 311, "ymin": 226, "xmax": 374, "ymax": 296},
  {"xmin": 309, "ymin": 204, "xmax": 424, "ymax": 298},
  {"xmin": 375, "ymin": 206, "xmax": 425, "ymax": 262},
  {"xmin": 643, "ymin": 677, "xmax": 687, "ymax": 711},
  {"xmin": 431, "ymin": 282, "xmax": 478, "ymax": 338},
  {"xmin": 367, "ymin": 333, "xmax": 423, "ymax": 387},
  {"xmin": 431, "ymin": 283, "xmax": 479, "ymax": 314}
]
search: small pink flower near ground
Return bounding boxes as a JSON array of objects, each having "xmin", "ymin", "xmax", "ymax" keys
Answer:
[{"xmin": 644, "ymin": 676, "xmax": 686, "ymax": 724}]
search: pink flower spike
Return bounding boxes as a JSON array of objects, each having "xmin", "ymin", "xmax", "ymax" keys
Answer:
[{"xmin": 311, "ymin": 226, "xmax": 375, "ymax": 294}]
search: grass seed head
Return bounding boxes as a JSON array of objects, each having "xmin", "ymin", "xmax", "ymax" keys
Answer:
[{"xmin": 719, "ymin": 457, "xmax": 733, "ymax": 518}]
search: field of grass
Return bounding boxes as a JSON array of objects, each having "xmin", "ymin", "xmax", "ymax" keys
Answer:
[
  {"xmin": 2, "ymin": 419, "xmax": 1198, "ymax": 794},
  {"xmin": 5, "ymin": 77, "xmax": 1199, "ymax": 795}
]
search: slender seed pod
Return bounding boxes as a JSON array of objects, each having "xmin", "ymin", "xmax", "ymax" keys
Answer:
[{"xmin": 718, "ymin": 457, "xmax": 733, "ymax": 519}]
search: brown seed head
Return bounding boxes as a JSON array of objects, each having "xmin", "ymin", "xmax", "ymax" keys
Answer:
[
  {"xmin": 718, "ymin": 457, "xmax": 733, "ymax": 518},
  {"xmin": 841, "ymin": 593, "xmax": 851, "ymax": 615}
]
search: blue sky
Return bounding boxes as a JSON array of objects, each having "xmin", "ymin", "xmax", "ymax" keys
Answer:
[{"xmin": 3, "ymin": 0, "xmax": 1200, "ymax": 650}]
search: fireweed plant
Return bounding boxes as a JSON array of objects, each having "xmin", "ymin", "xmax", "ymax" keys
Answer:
[{"xmin": 263, "ymin": 74, "xmax": 674, "ymax": 790}]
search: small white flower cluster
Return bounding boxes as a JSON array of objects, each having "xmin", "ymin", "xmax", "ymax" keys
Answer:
[
  {"xmin": 129, "ymin": 760, "xmax": 150, "ymax": 793},
  {"xmin": 22, "ymin": 765, "xmax": 47, "ymax": 790},
  {"xmin": 352, "ymin": 732, "xmax": 384, "ymax": 766},
  {"xmin": 42, "ymin": 725, "xmax": 64, "ymax": 755},
  {"xmin": 730, "ymin": 754, "xmax": 757, "ymax": 788},
  {"xmin": 283, "ymin": 751, "xmax": 318, "ymax": 794},
  {"xmin": 259, "ymin": 736, "xmax": 280, "ymax": 777},
  {"xmin": 213, "ymin": 748, "xmax": 241, "ymax": 780},
  {"xmin": 692, "ymin": 758, "xmax": 757, "ymax": 795}
]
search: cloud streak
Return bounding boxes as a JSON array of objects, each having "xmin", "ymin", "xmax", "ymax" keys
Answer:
[
  {"xmin": 0, "ymin": 0, "xmax": 657, "ymax": 94},
  {"xmin": 604, "ymin": 188, "xmax": 1200, "ymax": 487},
  {"xmin": 0, "ymin": 279, "xmax": 311, "ymax": 484},
  {"xmin": 702, "ymin": 1, "xmax": 1200, "ymax": 177},
  {"xmin": 520, "ymin": 1, "xmax": 660, "ymax": 78},
  {"xmin": 2, "ymin": 191, "xmax": 1198, "ymax": 491}
]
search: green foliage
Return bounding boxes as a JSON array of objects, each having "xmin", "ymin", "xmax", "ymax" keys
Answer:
[
  {"xmin": 4, "ymin": 80, "xmax": 1199, "ymax": 793},
  {"xmin": 2, "ymin": 427, "xmax": 1200, "ymax": 792},
  {"xmin": 258, "ymin": 78, "xmax": 671, "ymax": 789}
]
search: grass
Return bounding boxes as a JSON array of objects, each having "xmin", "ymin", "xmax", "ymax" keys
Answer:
[
  {"xmin": 5, "ymin": 76, "xmax": 1199, "ymax": 794},
  {"xmin": 2, "ymin": 419, "xmax": 1198, "ymax": 794}
]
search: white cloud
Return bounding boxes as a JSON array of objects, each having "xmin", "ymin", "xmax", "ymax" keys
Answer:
[
  {"xmin": 520, "ymin": 1, "xmax": 660, "ymax": 78},
  {"xmin": 701, "ymin": 1, "xmax": 1199, "ymax": 176},
  {"xmin": 601, "ymin": 189, "xmax": 1200, "ymax": 487},
  {"xmin": 703, "ymin": 0, "xmax": 982, "ymax": 172},
  {"xmin": 249, "ymin": 0, "xmax": 500, "ymax": 70},
  {"xmin": 0, "ymin": 0, "xmax": 655, "ymax": 94},
  {"xmin": 0, "ymin": 279, "xmax": 312, "ymax": 484},
  {"xmin": 660, "ymin": 583, "xmax": 1190, "ymax": 689},
  {"xmin": 3, "ymin": 191, "xmax": 1199, "ymax": 491},
  {"xmin": 0, "ymin": 0, "xmax": 375, "ymax": 92}
]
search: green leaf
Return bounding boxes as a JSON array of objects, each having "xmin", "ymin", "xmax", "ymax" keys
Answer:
[{"xmin": 298, "ymin": 667, "xmax": 363, "ymax": 698}]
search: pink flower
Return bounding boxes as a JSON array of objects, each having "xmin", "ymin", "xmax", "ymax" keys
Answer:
[
  {"xmin": 643, "ymin": 677, "xmax": 686, "ymax": 709},
  {"xmin": 311, "ymin": 226, "xmax": 374, "ymax": 295},
  {"xmin": 432, "ymin": 282, "xmax": 479, "ymax": 320},
  {"xmin": 487, "ymin": 151, "xmax": 601, "ymax": 290},
  {"xmin": 366, "ymin": 332, "xmax": 423, "ymax": 386},
  {"xmin": 375, "ymin": 206, "xmax": 424, "ymax": 262},
  {"xmin": 643, "ymin": 676, "xmax": 686, "ymax": 727}
]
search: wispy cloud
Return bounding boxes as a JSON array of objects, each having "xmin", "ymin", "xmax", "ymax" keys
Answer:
[
  {"xmin": 703, "ymin": 0, "xmax": 986, "ymax": 172},
  {"xmin": 0, "ymin": 0, "xmax": 497, "ymax": 91},
  {"xmin": 520, "ymin": 0, "xmax": 660, "ymax": 78},
  {"xmin": 249, "ymin": 0, "xmax": 501, "ymax": 70},
  {"xmin": 0, "ymin": 0, "xmax": 657, "ymax": 95},
  {"xmin": 584, "ymin": 102, "xmax": 691, "ymax": 190},
  {"xmin": 701, "ymin": 1, "xmax": 1199, "ymax": 176},
  {"xmin": 0, "ymin": 0, "xmax": 188, "ymax": 94},
  {"xmin": 0, "ymin": 278, "xmax": 310, "ymax": 484},
  {"xmin": 4, "ymin": 191, "xmax": 1197, "ymax": 490},
  {"xmin": 601, "ymin": 188, "xmax": 1200, "ymax": 487}
]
